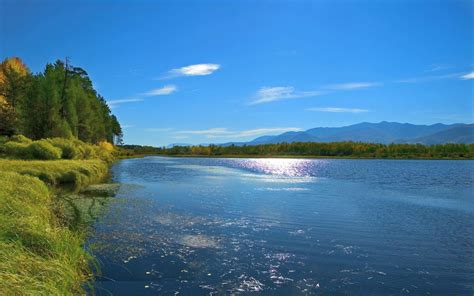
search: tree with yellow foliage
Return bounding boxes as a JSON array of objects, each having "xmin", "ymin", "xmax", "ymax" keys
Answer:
[{"xmin": 0, "ymin": 57, "xmax": 30, "ymax": 135}]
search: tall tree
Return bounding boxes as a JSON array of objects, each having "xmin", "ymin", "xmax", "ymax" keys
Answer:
[
  {"xmin": 0, "ymin": 57, "xmax": 122, "ymax": 143},
  {"xmin": 0, "ymin": 57, "xmax": 30, "ymax": 135}
]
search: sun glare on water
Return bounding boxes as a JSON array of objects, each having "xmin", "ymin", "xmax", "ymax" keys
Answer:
[{"xmin": 236, "ymin": 158, "xmax": 326, "ymax": 177}]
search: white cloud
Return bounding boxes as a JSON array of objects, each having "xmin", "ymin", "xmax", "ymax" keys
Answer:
[
  {"xmin": 142, "ymin": 85, "xmax": 177, "ymax": 96},
  {"xmin": 145, "ymin": 128, "xmax": 173, "ymax": 132},
  {"xmin": 306, "ymin": 107, "xmax": 369, "ymax": 113},
  {"xmin": 176, "ymin": 128, "xmax": 232, "ymax": 136},
  {"xmin": 323, "ymin": 82, "xmax": 380, "ymax": 90},
  {"xmin": 396, "ymin": 72, "xmax": 462, "ymax": 83},
  {"xmin": 461, "ymin": 72, "xmax": 474, "ymax": 80},
  {"xmin": 176, "ymin": 127, "xmax": 303, "ymax": 139},
  {"xmin": 107, "ymin": 98, "xmax": 144, "ymax": 106},
  {"xmin": 158, "ymin": 64, "xmax": 220, "ymax": 79},
  {"xmin": 249, "ymin": 86, "xmax": 325, "ymax": 105},
  {"xmin": 426, "ymin": 64, "xmax": 453, "ymax": 72}
]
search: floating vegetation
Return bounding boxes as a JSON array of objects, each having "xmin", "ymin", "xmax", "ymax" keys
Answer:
[
  {"xmin": 80, "ymin": 183, "xmax": 121, "ymax": 197},
  {"xmin": 179, "ymin": 235, "xmax": 219, "ymax": 249},
  {"xmin": 57, "ymin": 183, "xmax": 120, "ymax": 230},
  {"xmin": 61, "ymin": 194, "xmax": 112, "ymax": 229}
]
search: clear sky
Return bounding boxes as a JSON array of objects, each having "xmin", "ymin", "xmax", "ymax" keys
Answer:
[{"xmin": 1, "ymin": 0, "xmax": 473, "ymax": 146}]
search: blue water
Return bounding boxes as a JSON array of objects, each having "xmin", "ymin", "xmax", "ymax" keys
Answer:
[{"xmin": 89, "ymin": 157, "xmax": 474, "ymax": 295}]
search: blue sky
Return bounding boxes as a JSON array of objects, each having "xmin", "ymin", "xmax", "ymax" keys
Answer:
[{"xmin": 1, "ymin": 0, "xmax": 473, "ymax": 146}]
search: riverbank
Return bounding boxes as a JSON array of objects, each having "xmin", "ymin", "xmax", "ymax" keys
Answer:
[
  {"xmin": 0, "ymin": 137, "xmax": 114, "ymax": 294},
  {"xmin": 154, "ymin": 154, "xmax": 474, "ymax": 160},
  {"xmin": 117, "ymin": 141, "xmax": 474, "ymax": 160}
]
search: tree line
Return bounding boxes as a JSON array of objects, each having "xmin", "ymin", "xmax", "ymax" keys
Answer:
[
  {"xmin": 0, "ymin": 57, "xmax": 122, "ymax": 143},
  {"xmin": 122, "ymin": 142, "xmax": 474, "ymax": 159}
]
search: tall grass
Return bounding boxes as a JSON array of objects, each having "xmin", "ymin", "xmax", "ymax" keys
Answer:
[
  {"xmin": 0, "ymin": 136, "xmax": 113, "ymax": 162},
  {"xmin": 0, "ymin": 172, "xmax": 92, "ymax": 295},
  {"xmin": 0, "ymin": 159, "xmax": 109, "ymax": 189},
  {"xmin": 0, "ymin": 135, "xmax": 115, "ymax": 294}
]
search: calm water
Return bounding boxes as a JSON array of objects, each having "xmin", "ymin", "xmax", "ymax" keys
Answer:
[{"xmin": 88, "ymin": 157, "xmax": 474, "ymax": 295}]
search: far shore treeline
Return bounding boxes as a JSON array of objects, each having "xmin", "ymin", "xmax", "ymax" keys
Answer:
[
  {"xmin": 119, "ymin": 142, "xmax": 474, "ymax": 159},
  {"xmin": 0, "ymin": 57, "xmax": 122, "ymax": 143}
]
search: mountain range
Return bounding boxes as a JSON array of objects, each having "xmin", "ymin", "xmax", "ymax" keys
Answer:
[{"xmin": 219, "ymin": 122, "xmax": 474, "ymax": 146}]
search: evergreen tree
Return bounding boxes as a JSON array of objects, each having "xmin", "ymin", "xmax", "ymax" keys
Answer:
[{"xmin": 0, "ymin": 57, "xmax": 122, "ymax": 143}]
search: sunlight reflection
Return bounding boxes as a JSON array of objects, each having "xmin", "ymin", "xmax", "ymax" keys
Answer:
[{"xmin": 237, "ymin": 158, "xmax": 326, "ymax": 177}]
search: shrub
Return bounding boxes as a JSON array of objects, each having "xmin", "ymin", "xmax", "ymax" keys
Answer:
[
  {"xmin": 3, "ymin": 142, "xmax": 30, "ymax": 158},
  {"xmin": 98, "ymin": 141, "xmax": 114, "ymax": 153},
  {"xmin": 82, "ymin": 145, "xmax": 97, "ymax": 159},
  {"xmin": 0, "ymin": 159, "xmax": 109, "ymax": 188},
  {"xmin": 47, "ymin": 138, "xmax": 80, "ymax": 159},
  {"xmin": 27, "ymin": 141, "xmax": 62, "ymax": 160},
  {"xmin": 1, "ymin": 135, "xmax": 115, "ymax": 162},
  {"xmin": 9, "ymin": 134, "xmax": 33, "ymax": 144},
  {"xmin": 20, "ymin": 169, "xmax": 57, "ymax": 185}
]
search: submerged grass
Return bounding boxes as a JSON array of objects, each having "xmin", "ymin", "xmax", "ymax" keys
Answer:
[{"xmin": 0, "ymin": 172, "xmax": 93, "ymax": 295}]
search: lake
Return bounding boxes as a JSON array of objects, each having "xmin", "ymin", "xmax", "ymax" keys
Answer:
[{"xmin": 88, "ymin": 157, "xmax": 474, "ymax": 295}]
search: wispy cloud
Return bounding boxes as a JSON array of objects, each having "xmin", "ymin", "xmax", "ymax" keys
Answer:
[
  {"xmin": 396, "ymin": 72, "xmax": 462, "ymax": 83},
  {"xmin": 175, "ymin": 127, "xmax": 303, "ymax": 139},
  {"xmin": 306, "ymin": 107, "xmax": 369, "ymax": 113},
  {"xmin": 176, "ymin": 128, "xmax": 231, "ymax": 137},
  {"xmin": 249, "ymin": 86, "xmax": 325, "ymax": 105},
  {"xmin": 425, "ymin": 64, "xmax": 453, "ymax": 72},
  {"xmin": 121, "ymin": 125, "xmax": 134, "ymax": 129},
  {"xmin": 461, "ymin": 72, "xmax": 474, "ymax": 80},
  {"xmin": 145, "ymin": 128, "xmax": 173, "ymax": 132},
  {"xmin": 107, "ymin": 98, "xmax": 144, "ymax": 109},
  {"xmin": 142, "ymin": 85, "xmax": 177, "ymax": 96},
  {"xmin": 323, "ymin": 82, "xmax": 380, "ymax": 90},
  {"xmin": 158, "ymin": 63, "xmax": 220, "ymax": 79}
]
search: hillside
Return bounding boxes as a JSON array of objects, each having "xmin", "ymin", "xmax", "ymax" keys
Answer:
[{"xmin": 217, "ymin": 122, "xmax": 474, "ymax": 146}]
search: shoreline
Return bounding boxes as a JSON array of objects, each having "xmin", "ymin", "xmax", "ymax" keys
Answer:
[{"xmin": 119, "ymin": 154, "xmax": 474, "ymax": 161}]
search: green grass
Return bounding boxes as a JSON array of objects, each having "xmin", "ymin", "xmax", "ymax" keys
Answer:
[
  {"xmin": 0, "ymin": 159, "xmax": 109, "ymax": 189},
  {"xmin": 0, "ymin": 136, "xmax": 114, "ymax": 162},
  {"xmin": 0, "ymin": 172, "xmax": 93, "ymax": 295},
  {"xmin": 0, "ymin": 135, "xmax": 115, "ymax": 294}
]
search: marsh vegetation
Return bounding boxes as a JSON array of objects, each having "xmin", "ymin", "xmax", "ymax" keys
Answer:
[{"xmin": 0, "ymin": 135, "xmax": 117, "ymax": 295}]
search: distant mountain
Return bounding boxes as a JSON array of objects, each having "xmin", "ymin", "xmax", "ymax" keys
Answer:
[
  {"xmin": 218, "ymin": 122, "xmax": 474, "ymax": 146},
  {"xmin": 401, "ymin": 124, "xmax": 474, "ymax": 145}
]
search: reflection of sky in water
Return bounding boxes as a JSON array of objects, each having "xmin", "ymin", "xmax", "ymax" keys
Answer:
[{"xmin": 89, "ymin": 157, "xmax": 474, "ymax": 295}]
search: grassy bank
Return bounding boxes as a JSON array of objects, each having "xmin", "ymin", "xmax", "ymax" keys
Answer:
[
  {"xmin": 0, "ymin": 136, "xmax": 114, "ymax": 295},
  {"xmin": 0, "ymin": 172, "xmax": 93, "ymax": 295},
  {"xmin": 0, "ymin": 159, "xmax": 109, "ymax": 189}
]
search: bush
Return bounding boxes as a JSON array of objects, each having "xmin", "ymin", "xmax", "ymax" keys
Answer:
[
  {"xmin": 0, "ymin": 159, "xmax": 109, "ymax": 188},
  {"xmin": 3, "ymin": 142, "xmax": 30, "ymax": 158},
  {"xmin": 27, "ymin": 141, "xmax": 62, "ymax": 160},
  {"xmin": 0, "ymin": 135, "xmax": 115, "ymax": 162},
  {"xmin": 47, "ymin": 138, "xmax": 80, "ymax": 159},
  {"xmin": 98, "ymin": 141, "xmax": 114, "ymax": 153},
  {"xmin": 9, "ymin": 134, "xmax": 33, "ymax": 144}
]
